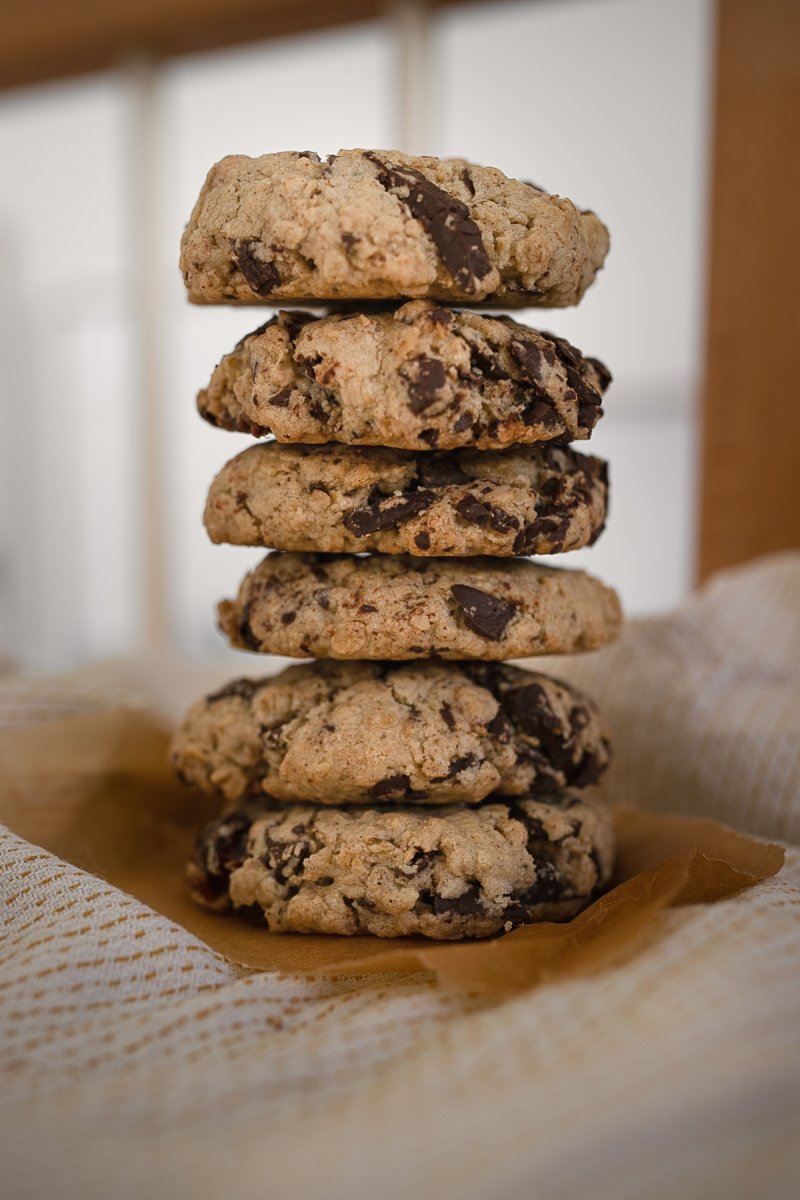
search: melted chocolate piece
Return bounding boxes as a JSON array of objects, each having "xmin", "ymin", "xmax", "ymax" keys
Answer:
[
  {"xmin": 585, "ymin": 355, "xmax": 612, "ymax": 391},
  {"xmin": 194, "ymin": 810, "xmax": 253, "ymax": 895},
  {"xmin": 456, "ymin": 495, "xmax": 520, "ymax": 535},
  {"xmin": 369, "ymin": 774, "xmax": 412, "ymax": 800},
  {"xmin": 233, "ymin": 241, "xmax": 280, "ymax": 296},
  {"xmin": 430, "ymin": 883, "xmax": 484, "ymax": 917},
  {"xmin": 365, "ymin": 153, "xmax": 493, "ymax": 294},
  {"xmin": 344, "ymin": 490, "xmax": 436, "ymax": 537},
  {"xmin": 237, "ymin": 602, "xmax": 263, "ymax": 652},
  {"xmin": 450, "ymin": 585, "xmax": 517, "ymax": 641},
  {"xmin": 416, "ymin": 454, "xmax": 470, "ymax": 489},
  {"xmin": 405, "ymin": 356, "xmax": 447, "ymax": 413}
]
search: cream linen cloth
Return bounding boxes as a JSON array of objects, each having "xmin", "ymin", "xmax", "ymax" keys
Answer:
[{"xmin": 2, "ymin": 553, "xmax": 800, "ymax": 1200}]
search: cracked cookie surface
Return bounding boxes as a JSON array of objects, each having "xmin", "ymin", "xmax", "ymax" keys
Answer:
[
  {"xmin": 198, "ymin": 302, "xmax": 610, "ymax": 451},
  {"xmin": 171, "ymin": 661, "xmax": 611, "ymax": 806},
  {"xmin": 218, "ymin": 552, "xmax": 622, "ymax": 661},
  {"xmin": 187, "ymin": 790, "xmax": 614, "ymax": 939},
  {"xmin": 205, "ymin": 441, "xmax": 608, "ymax": 558},
  {"xmin": 180, "ymin": 149, "xmax": 609, "ymax": 307}
]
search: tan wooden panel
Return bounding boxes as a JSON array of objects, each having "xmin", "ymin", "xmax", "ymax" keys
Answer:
[
  {"xmin": 698, "ymin": 0, "xmax": 800, "ymax": 580},
  {"xmin": 0, "ymin": 0, "xmax": 472, "ymax": 90}
]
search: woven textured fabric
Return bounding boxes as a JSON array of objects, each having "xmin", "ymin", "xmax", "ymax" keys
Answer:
[{"xmin": 2, "ymin": 554, "xmax": 800, "ymax": 1199}]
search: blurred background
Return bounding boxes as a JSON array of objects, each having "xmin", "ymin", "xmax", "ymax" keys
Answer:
[{"xmin": 0, "ymin": 0, "xmax": 796, "ymax": 674}]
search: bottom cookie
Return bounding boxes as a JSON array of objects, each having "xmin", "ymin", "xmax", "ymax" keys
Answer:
[{"xmin": 188, "ymin": 791, "xmax": 614, "ymax": 939}]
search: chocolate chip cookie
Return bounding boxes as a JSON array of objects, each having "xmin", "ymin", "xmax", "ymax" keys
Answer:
[
  {"xmin": 187, "ymin": 790, "xmax": 614, "ymax": 938},
  {"xmin": 198, "ymin": 302, "xmax": 610, "ymax": 450},
  {"xmin": 217, "ymin": 552, "xmax": 622, "ymax": 661},
  {"xmin": 180, "ymin": 150, "xmax": 609, "ymax": 308},
  {"xmin": 204, "ymin": 441, "xmax": 608, "ymax": 558},
  {"xmin": 170, "ymin": 661, "xmax": 611, "ymax": 806}
]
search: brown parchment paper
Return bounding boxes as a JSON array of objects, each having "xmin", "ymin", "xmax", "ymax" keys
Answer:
[{"xmin": 0, "ymin": 707, "xmax": 784, "ymax": 996}]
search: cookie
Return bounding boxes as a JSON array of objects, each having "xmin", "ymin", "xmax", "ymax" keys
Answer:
[
  {"xmin": 180, "ymin": 149, "xmax": 609, "ymax": 308},
  {"xmin": 205, "ymin": 440, "xmax": 608, "ymax": 558},
  {"xmin": 198, "ymin": 302, "xmax": 610, "ymax": 451},
  {"xmin": 170, "ymin": 661, "xmax": 611, "ymax": 806},
  {"xmin": 217, "ymin": 553, "xmax": 622, "ymax": 661},
  {"xmin": 187, "ymin": 790, "xmax": 614, "ymax": 939}
]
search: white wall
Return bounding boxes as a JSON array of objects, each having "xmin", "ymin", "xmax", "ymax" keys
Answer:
[
  {"xmin": 0, "ymin": 0, "xmax": 714, "ymax": 671},
  {"xmin": 435, "ymin": 0, "xmax": 714, "ymax": 612}
]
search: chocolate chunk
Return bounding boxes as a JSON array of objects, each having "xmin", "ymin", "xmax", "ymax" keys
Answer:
[
  {"xmin": 461, "ymin": 167, "xmax": 476, "ymax": 197},
  {"xmin": 200, "ymin": 407, "xmax": 271, "ymax": 437},
  {"xmin": 414, "ymin": 531, "xmax": 431, "ymax": 550},
  {"xmin": 485, "ymin": 711, "xmax": 508, "ymax": 738},
  {"xmin": 456, "ymin": 494, "xmax": 494, "ymax": 527},
  {"xmin": 468, "ymin": 341, "xmax": 508, "ymax": 381},
  {"xmin": 509, "ymin": 338, "xmax": 544, "ymax": 384},
  {"xmin": 341, "ymin": 232, "xmax": 359, "ymax": 250},
  {"xmin": 450, "ymin": 584, "xmax": 517, "ymax": 641},
  {"xmin": 513, "ymin": 515, "xmax": 571, "ymax": 555},
  {"xmin": 571, "ymin": 752, "xmax": 603, "ymax": 788},
  {"xmin": 504, "ymin": 682, "xmax": 563, "ymax": 741},
  {"xmin": 490, "ymin": 508, "xmax": 520, "ymax": 534},
  {"xmin": 316, "ymin": 875, "xmax": 335, "ymax": 886},
  {"xmin": 419, "ymin": 428, "xmax": 439, "ymax": 448},
  {"xmin": 525, "ymin": 858, "xmax": 564, "ymax": 903},
  {"xmin": 279, "ymin": 310, "xmax": 315, "ymax": 342},
  {"xmin": 585, "ymin": 356, "xmax": 612, "ymax": 391},
  {"xmin": 308, "ymin": 398, "xmax": 328, "ymax": 423},
  {"xmin": 358, "ymin": 604, "xmax": 378, "ymax": 613},
  {"xmin": 427, "ymin": 307, "xmax": 453, "ymax": 327},
  {"xmin": 416, "ymin": 454, "xmax": 469, "ymax": 489},
  {"xmin": 263, "ymin": 832, "xmax": 311, "ymax": 885},
  {"xmin": 369, "ymin": 774, "xmax": 412, "ymax": 800},
  {"xmin": 233, "ymin": 240, "xmax": 280, "ymax": 296},
  {"xmin": 453, "ymin": 411, "xmax": 474, "ymax": 433},
  {"xmin": 438, "ymin": 753, "xmax": 474, "ymax": 782},
  {"xmin": 280, "ymin": 611, "xmax": 296, "ymax": 625},
  {"xmin": 431, "ymin": 883, "xmax": 484, "ymax": 917},
  {"xmin": 237, "ymin": 602, "xmax": 263, "ymax": 652},
  {"xmin": 520, "ymin": 812, "xmax": 549, "ymax": 841},
  {"xmin": 269, "ymin": 387, "xmax": 291, "ymax": 407},
  {"xmin": 544, "ymin": 333, "xmax": 605, "ymax": 416},
  {"xmin": 313, "ymin": 588, "xmax": 330, "ymax": 609},
  {"xmin": 195, "ymin": 810, "xmax": 252, "ymax": 891},
  {"xmin": 440, "ymin": 701, "xmax": 456, "ymax": 730},
  {"xmin": 365, "ymin": 153, "xmax": 492, "ymax": 293},
  {"xmin": 405, "ymin": 356, "xmax": 447, "ymax": 413},
  {"xmin": 298, "ymin": 353, "xmax": 321, "ymax": 381},
  {"xmin": 455, "ymin": 495, "xmax": 520, "ymax": 536},
  {"xmin": 206, "ymin": 678, "xmax": 261, "ymax": 704},
  {"xmin": 503, "ymin": 682, "xmax": 595, "ymax": 785},
  {"xmin": 522, "ymin": 397, "xmax": 561, "ymax": 430},
  {"xmin": 409, "ymin": 849, "xmax": 438, "ymax": 872},
  {"xmin": 344, "ymin": 490, "xmax": 436, "ymax": 537}
]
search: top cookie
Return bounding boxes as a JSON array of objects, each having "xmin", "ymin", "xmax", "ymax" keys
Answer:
[{"xmin": 180, "ymin": 149, "xmax": 609, "ymax": 307}]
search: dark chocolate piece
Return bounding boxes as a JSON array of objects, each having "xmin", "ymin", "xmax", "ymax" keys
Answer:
[
  {"xmin": 365, "ymin": 153, "xmax": 493, "ymax": 294},
  {"xmin": 344, "ymin": 490, "xmax": 436, "ymax": 537},
  {"xmin": 450, "ymin": 584, "xmax": 517, "ymax": 641},
  {"xmin": 233, "ymin": 241, "xmax": 280, "ymax": 296}
]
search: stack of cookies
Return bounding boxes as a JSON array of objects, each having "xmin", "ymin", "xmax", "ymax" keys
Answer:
[{"xmin": 171, "ymin": 150, "xmax": 622, "ymax": 940}]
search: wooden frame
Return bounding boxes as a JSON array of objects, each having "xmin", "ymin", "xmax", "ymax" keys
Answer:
[{"xmin": 698, "ymin": 0, "xmax": 800, "ymax": 579}]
